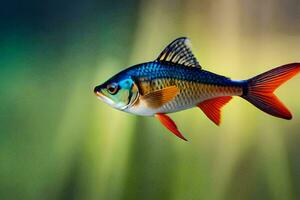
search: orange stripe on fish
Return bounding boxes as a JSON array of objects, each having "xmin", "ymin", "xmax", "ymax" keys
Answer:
[{"xmin": 141, "ymin": 86, "xmax": 179, "ymax": 109}]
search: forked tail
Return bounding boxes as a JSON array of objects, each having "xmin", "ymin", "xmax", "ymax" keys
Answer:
[{"xmin": 242, "ymin": 63, "xmax": 300, "ymax": 119}]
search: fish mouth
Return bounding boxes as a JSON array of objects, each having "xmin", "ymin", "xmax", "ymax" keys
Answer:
[
  {"xmin": 94, "ymin": 90, "xmax": 108, "ymax": 101},
  {"xmin": 94, "ymin": 90, "xmax": 103, "ymax": 97},
  {"xmin": 94, "ymin": 86, "xmax": 101, "ymax": 95},
  {"xmin": 94, "ymin": 86, "xmax": 115, "ymax": 105},
  {"xmin": 94, "ymin": 86, "xmax": 105, "ymax": 99},
  {"xmin": 94, "ymin": 86, "xmax": 105, "ymax": 98}
]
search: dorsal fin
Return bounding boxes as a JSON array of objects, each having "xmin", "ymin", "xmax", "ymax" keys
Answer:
[{"xmin": 156, "ymin": 37, "xmax": 201, "ymax": 68}]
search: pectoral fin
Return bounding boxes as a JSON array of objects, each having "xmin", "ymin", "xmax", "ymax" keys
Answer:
[
  {"xmin": 197, "ymin": 96, "xmax": 232, "ymax": 125},
  {"xmin": 155, "ymin": 113, "xmax": 187, "ymax": 141},
  {"xmin": 141, "ymin": 86, "xmax": 179, "ymax": 109}
]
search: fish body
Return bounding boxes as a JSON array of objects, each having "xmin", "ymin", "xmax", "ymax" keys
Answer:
[
  {"xmin": 118, "ymin": 62, "xmax": 243, "ymax": 116},
  {"xmin": 94, "ymin": 37, "xmax": 300, "ymax": 141}
]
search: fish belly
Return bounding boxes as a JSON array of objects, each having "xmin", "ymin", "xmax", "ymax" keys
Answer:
[
  {"xmin": 125, "ymin": 80, "xmax": 242, "ymax": 116},
  {"xmin": 158, "ymin": 82, "xmax": 242, "ymax": 114}
]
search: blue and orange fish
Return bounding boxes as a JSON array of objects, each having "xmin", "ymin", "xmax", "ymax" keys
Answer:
[{"xmin": 94, "ymin": 37, "xmax": 300, "ymax": 141}]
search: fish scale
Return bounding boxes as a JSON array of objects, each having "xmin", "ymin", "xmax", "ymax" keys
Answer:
[
  {"xmin": 159, "ymin": 80, "xmax": 242, "ymax": 113},
  {"xmin": 125, "ymin": 62, "xmax": 243, "ymax": 111}
]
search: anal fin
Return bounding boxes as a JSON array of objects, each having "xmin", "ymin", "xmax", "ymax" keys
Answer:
[
  {"xmin": 155, "ymin": 113, "xmax": 187, "ymax": 141},
  {"xmin": 197, "ymin": 96, "xmax": 232, "ymax": 125}
]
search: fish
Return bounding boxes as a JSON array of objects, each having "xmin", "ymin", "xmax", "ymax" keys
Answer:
[{"xmin": 94, "ymin": 37, "xmax": 300, "ymax": 141}]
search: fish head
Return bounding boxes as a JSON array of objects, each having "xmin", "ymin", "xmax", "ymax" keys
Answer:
[{"xmin": 94, "ymin": 74, "xmax": 139, "ymax": 111}]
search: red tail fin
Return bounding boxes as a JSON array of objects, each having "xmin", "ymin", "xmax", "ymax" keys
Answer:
[{"xmin": 242, "ymin": 63, "xmax": 300, "ymax": 119}]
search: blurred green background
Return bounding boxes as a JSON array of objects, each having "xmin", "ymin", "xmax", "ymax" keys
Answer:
[{"xmin": 0, "ymin": 0, "xmax": 300, "ymax": 200}]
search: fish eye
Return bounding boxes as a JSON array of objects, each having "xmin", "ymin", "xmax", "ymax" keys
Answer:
[{"xmin": 107, "ymin": 83, "xmax": 119, "ymax": 95}]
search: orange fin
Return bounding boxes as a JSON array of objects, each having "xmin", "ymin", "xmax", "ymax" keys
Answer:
[
  {"xmin": 197, "ymin": 96, "xmax": 232, "ymax": 125},
  {"xmin": 243, "ymin": 63, "xmax": 300, "ymax": 120},
  {"xmin": 155, "ymin": 113, "xmax": 187, "ymax": 141},
  {"xmin": 141, "ymin": 86, "xmax": 179, "ymax": 109}
]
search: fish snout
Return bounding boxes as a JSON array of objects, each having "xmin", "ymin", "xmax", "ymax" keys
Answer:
[{"xmin": 94, "ymin": 85, "xmax": 102, "ymax": 96}]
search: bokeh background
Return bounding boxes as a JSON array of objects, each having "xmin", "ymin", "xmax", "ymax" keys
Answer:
[{"xmin": 1, "ymin": 0, "xmax": 300, "ymax": 200}]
